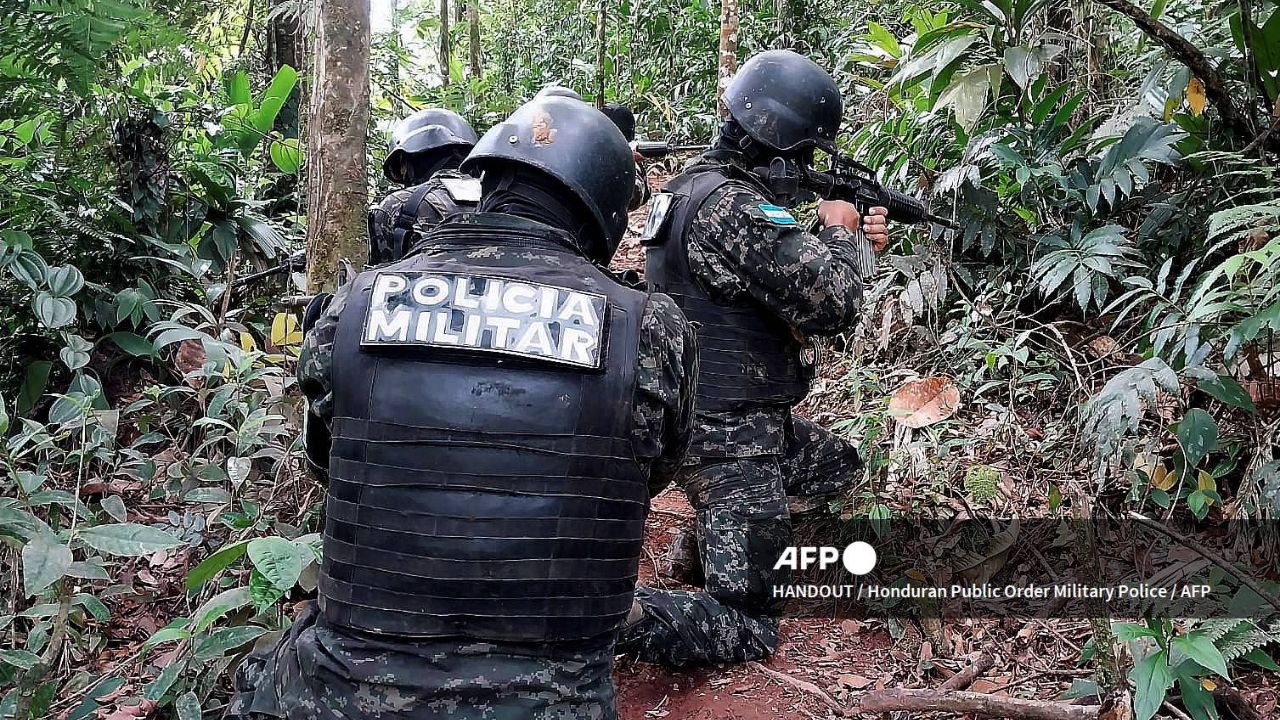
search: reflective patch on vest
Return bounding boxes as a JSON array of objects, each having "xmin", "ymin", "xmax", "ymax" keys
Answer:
[
  {"xmin": 755, "ymin": 203, "xmax": 797, "ymax": 226},
  {"xmin": 641, "ymin": 192, "xmax": 675, "ymax": 244},
  {"xmin": 440, "ymin": 177, "xmax": 482, "ymax": 203},
  {"xmin": 361, "ymin": 271, "xmax": 607, "ymax": 369}
]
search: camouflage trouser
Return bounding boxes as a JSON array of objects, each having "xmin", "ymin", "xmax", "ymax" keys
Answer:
[
  {"xmin": 617, "ymin": 416, "xmax": 861, "ymax": 667},
  {"xmin": 225, "ymin": 602, "xmax": 618, "ymax": 720}
]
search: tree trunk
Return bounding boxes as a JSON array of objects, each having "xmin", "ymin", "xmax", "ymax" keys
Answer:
[
  {"xmin": 439, "ymin": 0, "xmax": 451, "ymax": 86},
  {"xmin": 266, "ymin": 0, "xmax": 303, "ymax": 137},
  {"xmin": 716, "ymin": 0, "xmax": 740, "ymax": 118},
  {"xmin": 594, "ymin": 0, "xmax": 606, "ymax": 107},
  {"xmin": 774, "ymin": 0, "xmax": 787, "ymax": 46},
  {"xmin": 468, "ymin": 1, "xmax": 481, "ymax": 78},
  {"xmin": 304, "ymin": 0, "xmax": 371, "ymax": 293}
]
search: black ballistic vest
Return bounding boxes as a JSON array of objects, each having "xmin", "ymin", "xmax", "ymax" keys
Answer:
[
  {"xmin": 370, "ymin": 171, "xmax": 480, "ymax": 265},
  {"xmin": 323, "ymin": 215, "xmax": 650, "ymax": 642},
  {"xmin": 644, "ymin": 165, "xmax": 810, "ymax": 414}
]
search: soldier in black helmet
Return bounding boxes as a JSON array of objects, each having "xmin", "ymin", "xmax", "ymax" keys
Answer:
[
  {"xmin": 368, "ymin": 108, "xmax": 481, "ymax": 265},
  {"xmin": 617, "ymin": 49, "xmax": 890, "ymax": 666},
  {"xmin": 226, "ymin": 96, "xmax": 698, "ymax": 720}
]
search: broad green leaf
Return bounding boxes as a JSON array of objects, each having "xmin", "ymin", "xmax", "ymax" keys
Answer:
[
  {"xmin": 144, "ymin": 657, "xmax": 188, "ymax": 701},
  {"xmin": 935, "ymin": 64, "xmax": 1000, "ymax": 130},
  {"xmin": 1242, "ymin": 648, "xmax": 1280, "ymax": 672},
  {"xmin": 78, "ymin": 523, "xmax": 183, "ymax": 556},
  {"xmin": 104, "ymin": 332, "xmax": 158, "ymax": 357},
  {"xmin": 73, "ymin": 592, "xmax": 110, "ymax": 621},
  {"xmin": 1171, "ymin": 632, "xmax": 1230, "ymax": 678},
  {"xmin": 22, "ymin": 533, "xmax": 72, "ymax": 596},
  {"xmin": 150, "ymin": 323, "xmax": 209, "ymax": 349},
  {"xmin": 1175, "ymin": 673, "xmax": 1218, "ymax": 720},
  {"xmin": 59, "ymin": 345, "xmax": 89, "ymax": 371},
  {"xmin": 1177, "ymin": 409, "xmax": 1218, "ymax": 468},
  {"xmin": 66, "ymin": 560, "xmax": 109, "ymax": 581},
  {"xmin": 33, "ymin": 293, "xmax": 76, "ymax": 328},
  {"xmin": 193, "ymin": 625, "xmax": 267, "ymax": 659},
  {"xmin": 249, "ymin": 567, "xmax": 288, "ymax": 611},
  {"xmin": 46, "ymin": 265, "xmax": 84, "ymax": 296},
  {"xmin": 0, "ymin": 229, "xmax": 32, "ymax": 252},
  {"xmin": 227, "ymin": 456, "xmax": 252, "ymax": 487},
  {"xmin": 1131, "ymin": 649, "xmax": 1174, "ymax": 720},
  {"xmin": 0, "ymin": 649, "xmax": 40, "ymax": 670},
  {"xmin": 8, "ymin": 250, "xmax": 48, "ymax": 289},
  {"xmin": 175, "ymin": 691, "xmax": 201, "ymax": 720},
  {"xmin": 225, "ymin": 70, "xmax": 252, "ymax": 106},
  {"xmin": 184, "ymin": 487, "xmax": 232, "ymax": 504},
  {"xmin": 1113, "ymin": 622, "xmax": 1160, "ymax": 640},
  {"xmin": 1252, "ymin": 11, "xmax": 1280, "ymax": 102},
  {"xmin": 269, "ymin": 137, "xmax": 302, "ymax": 173},
  {"xmin": 16, "ymin": 361, "xmax": 51, "ymax": 415},
  {"xmin": 186, "ymin": 539, "xmax": 250, "ymax": 591},
  {"xmin": 101, "ymin": 495, "xmax": 128, "ymax": 522},
  {"xmin": 1196, "ymin": 374, "xmax": 1255, "ymax": 412},
  {"xmin": 248, "ymin": 536, "xmax": 304, "ymax": 591},
  {"xmin": 252, "ymin": 65, "xmax": 299, "ymax": 133},
  {"xmin": 142, "ymin": 626, "xmax": 192, "ymax": 652},
  {"xmin": 193, "ymin": 586, "xmax": 252, "ymax": 633},
  {"xmin": 0, "ymin": 394, "xmax": 7, "ymax": 436},
  {"xmin": 1058, "ymin": 678, "xmax": 1100, "ymax": 700}
]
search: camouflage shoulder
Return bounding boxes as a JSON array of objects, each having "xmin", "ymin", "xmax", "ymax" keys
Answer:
[
  {"xmin": 376, "ymin": 186, "xmax": 414, "ymax": 213},
  {"xmin": 641, "ymin": 292, "xmax": 693, "ymax": 347}
]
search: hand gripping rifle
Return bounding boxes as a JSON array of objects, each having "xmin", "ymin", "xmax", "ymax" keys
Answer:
[{"xmin": 802, "ymin": 156, "xmax": 957, "ymax": 230}]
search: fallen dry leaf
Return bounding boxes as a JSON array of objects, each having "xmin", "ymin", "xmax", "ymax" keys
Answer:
[
  {"xmin": 888, "ymin": 376, "xmax": 960, "ymax": 428},
  {"xmin": 837, "ymin": 674, "xmax": 872, "ymax": 690},
  {"xmin": 1086, "ymin": 335, "xmax": 1118, "ymax": 358},
  {"xmin": 174, "ymin": 339, "xmax": 206, "ymax": 387}
]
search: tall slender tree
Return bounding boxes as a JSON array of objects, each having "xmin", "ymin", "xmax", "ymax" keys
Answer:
[
  {"xmin": 304, "ymin": 0, "xmax": 371, "ymax": 292},
  {"xmin": 439, "ymin": 0, "xmax": 451, "ymax": 86},
  {"xmin": 594, "ymin": 0, "xmax": 606, "ymax": 107},
  {"xmin": 716, "ymin": 0, "xmax": 740, "ymax": 116},
  {"xmin": 468, "ymin": 1, "xmax": 481, "ymax": 78}
]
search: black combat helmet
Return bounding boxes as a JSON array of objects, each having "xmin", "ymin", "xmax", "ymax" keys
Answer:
[
  {"xmin": 462, "ymin": 96, "xmax": 636, "ymax": 261},
  {"xmin": 722, "ymin": 49, "xmax": 843, "ymax": 154},
  {"xmin": 534, "ymin": 84, "xmax": 583, "ymax": 101},
  {"xmin": 383, "ymin": 108, "xmax": 479, "ymax": 183}
]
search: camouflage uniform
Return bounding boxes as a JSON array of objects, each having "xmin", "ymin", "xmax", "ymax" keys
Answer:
[
  {"xmin": 367, "ymin": 170, "xmax": 477, "ymax": 266},
  {"xmin": 228, "ymin": 229, "xmax": 698, "ymax": 719},
  {"xmin": 619, "ymin": 151, "xmax": 871, "ymax": 667}
]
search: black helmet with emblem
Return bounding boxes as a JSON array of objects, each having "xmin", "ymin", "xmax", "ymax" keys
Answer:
[
  {"xmin": 722, "ymin": 49, "xmax": 843, "ymax": 155},
  {"xmin": 462, "ymin": 96, "xmax": 635, "ymax": 263},
  {"xmin": 384, "ymin": 108, "xmax": 479, "ymax": 183}
]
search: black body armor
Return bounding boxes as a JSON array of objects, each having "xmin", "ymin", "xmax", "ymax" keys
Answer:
[
  {"xmin": 321, "ymin": 215, "xmax": 651, "ymax": 643},
  {"xmin": 644, "ymin": 165, "xmax": 810, "ymax": 415},
  {"xmin": 369, "ymin": 171, "xmax": 481, "ymax": 265}
]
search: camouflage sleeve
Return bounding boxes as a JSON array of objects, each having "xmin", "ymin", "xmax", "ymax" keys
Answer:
[
  {"xmin": 632, "ymin": 292, "xmax": 698, "ymax": 497},
  {"xmin": 686, "ymin": 184, "xmax": 868, "ymax": 337},
  {"xmin": 296, "ymin": 282, "xmax": 351, "ymax": 483}
]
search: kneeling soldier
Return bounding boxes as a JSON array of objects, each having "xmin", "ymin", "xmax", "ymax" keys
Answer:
[{"xmin": 228, "ymin": 95, "xmax": 697, "ymax": 720}]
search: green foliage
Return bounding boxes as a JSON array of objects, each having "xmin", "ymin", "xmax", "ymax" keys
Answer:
[
  {"xmin": 1117, "ymin": 607, "xmax": 1280, "ymax": 720},
  {"xmin": 963, "ymin": 464, "xmax": 1000, "ymax": 503}
]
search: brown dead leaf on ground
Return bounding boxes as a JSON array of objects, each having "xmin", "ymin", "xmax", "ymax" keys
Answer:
[
  {"xmin": 174, "ymin": 339, "xmax": 206, "ymax": 386},
  {"xmin": 888, "ymin": 376, "xmax": 961, "ymax": 428}
]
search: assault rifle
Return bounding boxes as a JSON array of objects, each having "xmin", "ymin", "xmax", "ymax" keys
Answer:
[
  {"xmin": 632, "ymin": 140, "xmax": 709, "ymax": 158},
  {"xmin": 634, "ymin": 138, "xmax": 955, "ymax": 229},
  {"xmin": 804, "ymin": 156, "xmax": 956, "ymax": 229},
  {"xmin": 756, "ymin": 155, "xmax": 958, "ymax": 229}
]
